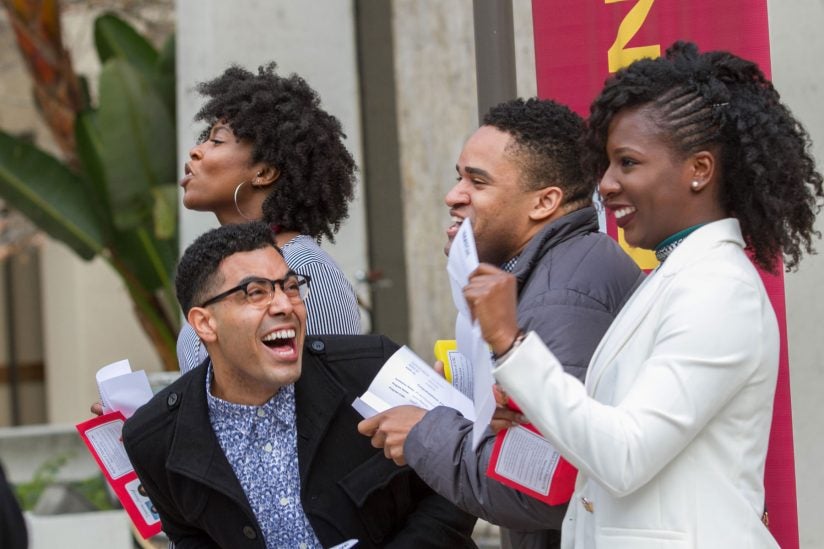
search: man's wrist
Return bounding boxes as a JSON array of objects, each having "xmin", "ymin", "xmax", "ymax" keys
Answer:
[{"xmin": 491, "ymin": 330, "xmax": 525, "ymax": 363}]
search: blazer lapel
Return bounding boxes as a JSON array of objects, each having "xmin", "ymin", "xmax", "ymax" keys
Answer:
[
  {"xmin": 585, "ymin": 219, "xmax": 745, "ymax": 393},
  {"xmin": 295, "ymin": 353, "xmax": 347, "ymax": 482},
  {"xmin": 585, "ymin": 270, "xmax": 667, "ymax": 391}
]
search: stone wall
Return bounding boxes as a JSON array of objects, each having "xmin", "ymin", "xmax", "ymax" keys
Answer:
[{"xmin": 392, "ymin": 0, "xmax": 536, "ymax": 357}]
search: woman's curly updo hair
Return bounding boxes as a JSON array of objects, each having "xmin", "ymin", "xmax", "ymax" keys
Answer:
[
  {"xmin": 194, "ymin": 63, "xmax": 356, "ymax": 241},
  {"xmin": 585, "ymin": 41, "xmax": 823, "ymax": 272}
]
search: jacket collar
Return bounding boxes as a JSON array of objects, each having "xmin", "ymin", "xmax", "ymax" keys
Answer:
[
  {"xmin": 294, "ymin": 350, "xmax": 347, "ymax": 482},
  {"xmin": 585, "ymin": 218, "xmax": 744, "ymax": 390},
  {"xmin": 655, "ymin": 218, "xmax": 744, "ymax": 278},
  {"xmin": 165, "ymin": 360, "xmax": 249, "ymax": 506},
  {"xmin": 512, "ymin": 206, "xmax": 599, "ymax": 293}
]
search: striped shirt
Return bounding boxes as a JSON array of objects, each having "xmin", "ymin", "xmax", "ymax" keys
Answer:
[{"xmin": 176, "ymin": 234, "xmax": 362, "ymax": 373}]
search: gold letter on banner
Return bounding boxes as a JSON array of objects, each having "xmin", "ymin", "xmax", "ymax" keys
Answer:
[{"xmin": 606, "ymin": 0, "xmax": 660, "ymax": 73}]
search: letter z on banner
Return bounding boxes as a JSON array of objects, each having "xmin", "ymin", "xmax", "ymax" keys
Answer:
[{"xmin": 530, "ymin": 1, "xmax": 797, "ymax": 547}]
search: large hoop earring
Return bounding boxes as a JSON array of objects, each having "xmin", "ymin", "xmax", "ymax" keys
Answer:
[{"xmin": 233, "ymin": 181, "xmax": 255, "ymax": 221}]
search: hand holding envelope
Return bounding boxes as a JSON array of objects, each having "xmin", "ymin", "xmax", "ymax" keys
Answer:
[
  {"xmin": 447, "ymin": 219, "xmax": 497, "ymax": 450},
  {"xmin": 95, "ymin": 359, "xmax": 154, "ymax": 418},
  {"xmin": 77, "ymin": 359, "xmax": 161, "ymax": 539}
]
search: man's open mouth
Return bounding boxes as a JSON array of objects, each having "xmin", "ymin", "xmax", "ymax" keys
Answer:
[
  {"xmin": 262, "ymin": 329, "xmax": 297, "ymax": 355},
  {"xmin": 447, "ymin": 216, "xmax": 464, "ymax": 237}
]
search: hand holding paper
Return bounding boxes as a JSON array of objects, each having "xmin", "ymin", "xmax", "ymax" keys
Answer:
[
  {"xmin": 354, "ymin": 345, "xmax": 477, "ymax": 466},
  {"xmin": 352, "ymin": 346, "xmax": 475, "ymax": 421},
  {"xmin": 486, "ymin": 396, "xmax": 578, "ymax": 506},
  {"xmin": 95, "ymin": 358, "xmax": 154, "ymax": 418},
  {"xmin": 462, "ymin": 263, "xmax": 521, "ymax": 356},
  {"xmin": 490, "ymin": 401, "xmax": 527, "ymax": 435},
  {"xmin": 447, "ymin": 219, "xmax": 497, "ymax": 450},
  {"xmin": 358, "ymin": 405, "xmax": 428, "ymax": 466},
  {"xmin": 77, "ymin": 359, "xmax": 161, "ymax": 539}
]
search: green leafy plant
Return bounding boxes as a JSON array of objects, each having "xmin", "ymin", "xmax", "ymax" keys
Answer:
[
  {"xmin": 13, "ymin": 452, "xmax": 115, "ymax": 512},
  {"xmin": 0, "ymin": 6, "xmax": 180, "ymax": 369},
  {"xmin": 69, "ymin": 475, "xmax": 116, "ymax": 511},
  {"xmin": 13, "ymin": 453, "xmax": 70, "ymax": 511}
]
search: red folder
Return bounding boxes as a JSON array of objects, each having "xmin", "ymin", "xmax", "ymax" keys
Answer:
[
  {"xmin": 486, "ymin": 398, "xmax": 577, "ymax": 505},
  {"xmin": 76, "ymin": 412, "xmax": 162, "ymax": 539}
]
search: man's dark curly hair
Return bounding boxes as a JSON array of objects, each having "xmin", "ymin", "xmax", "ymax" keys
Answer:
[
  {"xmin": 585, "ymin": 41, "xmax": 823, "ymax": 272},
  {"xmin": 194, "ymin": 63, "xmax": 356, "ymax": 241},
  {"xmin": 484, "ymin": 98, "xmax": 590, "ymax": 206},
  {"xmin": 175, "ymin": 222, "xmax": 280, "ymax": 315}
]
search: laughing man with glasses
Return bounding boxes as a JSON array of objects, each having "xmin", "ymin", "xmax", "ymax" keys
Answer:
[{"xmin": 122, "ymin": 221, "xmax": 477, "ymax": 548}]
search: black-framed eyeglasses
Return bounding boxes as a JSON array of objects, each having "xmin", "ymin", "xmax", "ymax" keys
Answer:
[{"xmin": 199, "ymin": 272, "xmax": 311, "ymax": 309}]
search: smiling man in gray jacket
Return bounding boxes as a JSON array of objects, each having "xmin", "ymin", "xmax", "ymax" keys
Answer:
[{"xmin": 360, "ymin": 98, "xmax": 644, "ymax": 549}]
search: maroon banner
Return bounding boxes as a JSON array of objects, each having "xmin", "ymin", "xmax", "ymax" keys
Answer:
[
  {"xmin": 533, "ymin": 0, "xmax": 770, "ymax": 114},
  {"xmin": 531, "ymin": 1, "xmax": 798, "ymax": 547}
]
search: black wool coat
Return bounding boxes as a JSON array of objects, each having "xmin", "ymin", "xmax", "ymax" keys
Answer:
[{"xmin": 123, "ymin": 334, "xmax": 478, "ymax": 549}]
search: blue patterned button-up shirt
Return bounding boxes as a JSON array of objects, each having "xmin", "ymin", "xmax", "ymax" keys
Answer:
[{"xmin": 206, "ymin": 364, "xmax": 321, "ymax": 549}]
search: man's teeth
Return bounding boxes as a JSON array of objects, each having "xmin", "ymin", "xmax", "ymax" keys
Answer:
[
  {"xmin": 451, "ymin": 217, "xmax": 463, "ymax": 225},
  {"xmin": 614, "ymin": 206, "xmax": 636, "ymax": 220},
  {"xmin": 262, "ymin": 329, "xmax": 295, "ymax": 342}
]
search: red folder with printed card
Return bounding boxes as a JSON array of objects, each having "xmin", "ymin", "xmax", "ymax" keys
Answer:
[
  {"xmin": 486, "ymin": 398, "xmax": 577, "ymax": 505},
  {"xmin": 76, "ymin": 411, "xmax": 162, "ymax": 539}
]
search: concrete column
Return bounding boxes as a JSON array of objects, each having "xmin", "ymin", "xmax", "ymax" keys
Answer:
[
  {"xmin": 40, "ymin": 242, "xmax": 161, "ymax": 424},
  {"xmin": 473, "ymin": 0, "xmax": 517, "ymax": 122},
  {"xmin": 391, "ymin": 0, "xmax": 535, "ymax": 356},
  {"xmin": 769, "ymin": 2, "xmax": 824, "ymax": 546}
]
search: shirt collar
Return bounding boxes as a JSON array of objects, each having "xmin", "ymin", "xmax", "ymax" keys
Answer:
[
  {"xmin": 654, "ymin": 223, "xmax": 707, "ymax": 263},
  {"xmin": 500, "ymin": 254, "xmax": 520, "ymax": 273},
  {"xmin": 206, "ymin": 362, "xmax": 295, "ymax": 426}
]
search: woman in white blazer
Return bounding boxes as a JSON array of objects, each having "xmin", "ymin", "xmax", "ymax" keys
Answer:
[{"xmin": 464, "ymin": 42, "xmax": 823, "ymax": 548}]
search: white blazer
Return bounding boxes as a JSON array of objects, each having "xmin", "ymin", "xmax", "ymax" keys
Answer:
[{"xmin": 494, "ymin": 218, "xmax": 779, "ymax": 549}]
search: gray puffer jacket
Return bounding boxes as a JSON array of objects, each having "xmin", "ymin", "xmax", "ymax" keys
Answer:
[{"xmin": 405, "ymin": 206, "xmax": 644, "ymax": 549}]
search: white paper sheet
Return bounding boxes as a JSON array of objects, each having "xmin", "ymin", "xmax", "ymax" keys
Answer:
[
  {"xmin": 447, "ymin": 220, "xmax": 480, "ymax": 317},
  {"xmin": 352, "ymin": 346, "xmax": 476, "ymax": 421},
  {"xmin": 493, "ymin": 425, "xmax": 561, "ymax": 496},
  {"xmin": 469, "ymin": 322, "xmax": 497, "ymax": 450},
  {"xmin": 447, "ymin": 220, "xmax": 496, "ymax": 450},
  {"xmin": 84, "ymin": 417, "xmax": 131, "ymax": 479},
  {"xmin": 444, "ymin": 348, "xmax": 473, "ymax": 399},
  {"xmin": 96, "ymin": 359, "xmax": 154, "ymax": 418}
]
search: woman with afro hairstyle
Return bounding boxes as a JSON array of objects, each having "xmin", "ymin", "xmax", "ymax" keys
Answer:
[
  {"xmin": 177, "ymin": 63, "xmax": 361, "ymax": 373},
  {"xmin": 463, "ymin": 42, "xmax": 823, "ymax": 548}
]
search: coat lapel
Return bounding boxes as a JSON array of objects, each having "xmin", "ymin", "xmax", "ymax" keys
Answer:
[
  {"xmin": 585, "ymin": 270, "xmax": 666, "ymax": 391},
  {"xmin": 585, "ymin": 219, "xmax": 745, "ymax": 393},
  {"xmin": 513, "ymin": 206, "xmax": 599, "ymax": 294},
  {"xmin": 295, "ymin": 352, "xmax": 347, "ymax": 482},
  {"xmin": 165, "ymin": 363, "xmax": 249, "ymax": 508}
]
